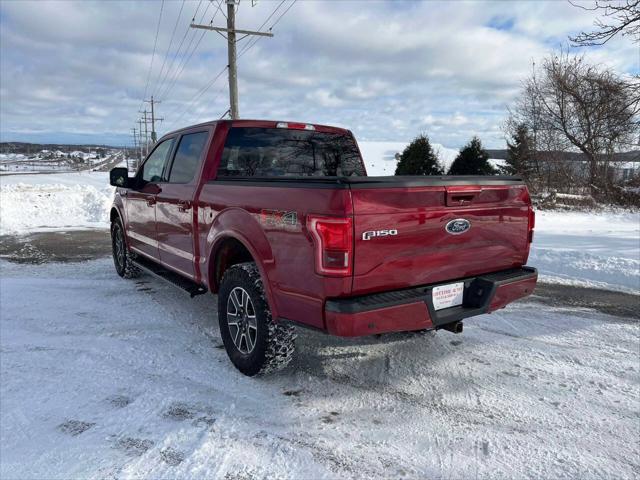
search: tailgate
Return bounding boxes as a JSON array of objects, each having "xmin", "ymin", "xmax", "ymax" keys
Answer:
[{"xmin": 350, "ymin": 182, "xmax": 532, "ymax": 295}]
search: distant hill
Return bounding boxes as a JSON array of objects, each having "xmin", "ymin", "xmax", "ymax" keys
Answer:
[{"xmin": 1, "ymin": 142, "xmax": 121, "ymax": 155}]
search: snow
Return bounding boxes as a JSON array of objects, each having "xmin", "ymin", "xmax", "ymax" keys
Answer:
[
  {"xmin": 1, "ymin": 258, "xmax": 638, "ymax": 479},
  {"xmin": 0, "ymin": 150, "xmax": 122, "ymax": 173},
  {"xmin": 0, "ymin": 172, "xmax": 114, "ymax": 234},
  {"xmin": 358, "ymin": 141, "xmax": 504, "ymax": 175},
  {"xmin": 530, "ymin": 210, "xmax": 640, "ymax": 292},
  {"xmin": 358, "ymin": 141, "xmax": 459, "ymax": 175}
]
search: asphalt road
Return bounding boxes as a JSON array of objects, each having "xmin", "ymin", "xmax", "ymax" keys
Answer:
[{"xmin": 1, "ymin": 230, "xmax": 638, "ymax": 320}]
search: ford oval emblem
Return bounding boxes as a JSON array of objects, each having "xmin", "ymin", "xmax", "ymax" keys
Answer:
[{"xmin": 445, "ymin": 218, "xmax": 471, "ymax": 235}]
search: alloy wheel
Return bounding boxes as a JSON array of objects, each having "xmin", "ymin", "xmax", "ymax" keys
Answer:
[{"xmin": 226, "ymin": 287, "xmax": 258, "ymax": 354}]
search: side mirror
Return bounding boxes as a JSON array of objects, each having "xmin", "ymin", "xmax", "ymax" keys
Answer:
[{"xmin": 110, "ymin": 167, "xmax": 131, "ymax": 188}]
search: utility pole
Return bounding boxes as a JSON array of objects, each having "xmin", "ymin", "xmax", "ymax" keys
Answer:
[
  {"xmin": 137, "ymin": 118, "xmax": 145, "ymax": 167},
  {"xmin": 144, "ymin": 96, "xmax": 162, "ymax": 143},
  {"xmin": 139, "ymin": 109, "xmax": 150, "ymax": 156},
  {"xmin": 191, "ymin": 0, "xmax": 273, "ymax": 119},
  {"xmin": 130, "ymin": 128, "xmax": 137, "ymax": 172}
]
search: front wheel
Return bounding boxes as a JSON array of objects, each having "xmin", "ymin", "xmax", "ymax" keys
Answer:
[
  {"xmin": 111, "ymin": 218, "xmax": 142, "ymax": 279},
  {"xmin": 218, "ymin": 262, "xmax": 296, "ymax": 376}
]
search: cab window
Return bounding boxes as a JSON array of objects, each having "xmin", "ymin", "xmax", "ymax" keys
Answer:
[
  {"xmin": 141, "ymin": 138, "xmax": 174, "ymax": 183},
  {"xmin": 168, "ymin": 132, "xmax": 209, "ymax": 183}
]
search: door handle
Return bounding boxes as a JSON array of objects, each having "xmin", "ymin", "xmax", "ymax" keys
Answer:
[{"xmin": 177, "ymin": 200, "xmax": 192, "ymax": 212}]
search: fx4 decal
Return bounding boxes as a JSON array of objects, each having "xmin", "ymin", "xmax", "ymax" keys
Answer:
[{"xmin": 260, "ymin": 209, "xmax": 298, "ymax": 229}]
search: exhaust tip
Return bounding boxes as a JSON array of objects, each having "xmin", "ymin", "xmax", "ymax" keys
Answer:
[{"xmin": 441, "ymin": 321, "xmax": 464, "ymax": 334}]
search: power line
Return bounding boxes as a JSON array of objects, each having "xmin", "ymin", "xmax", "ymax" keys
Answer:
[
  {"xmin": 152, "ymin": 0, "xmax": 186, "ymax": 96},
  {"xmin": 238, "ymin": 0, "xmax": 295, "ymax": 60},
  {"xmin": 139, "ymin": 0, "xmax": 165, "ymax": 113},
  {"xmin": 158, "ymin": 0, "xmax": 220, "ymax": 101},
  {"xmin": 270, "ymin": 0, "xmax": 297, "ymax": 30},
  {"xmin": 163, "ymin": 65, "xmax": 229, "ymax": 130},
  {"xmin": 237, "ymin": 0, "xmax": 285, "ymax": 58},
  {"xmin": 163, "ymin": 64, "xmax": 227, "ymax": 122},
  {"xmin": 154, "ymin": 0, "xmax": 204, "ymax": 98},
  {"xmin": 162, "ymin": 0, "xmax": 297, "ymax": 131},
  {"xmin": 191, "ymin": 0, "xmax": 276, "ymax": 119}
]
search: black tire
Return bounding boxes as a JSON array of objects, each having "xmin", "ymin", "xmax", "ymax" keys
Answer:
[
  {"xmin": 218, "ymin": 262, "xmax": 296, "ymax": 376},
  {"xmin": 111, "ymin": 218, "xmax": 142, "ymax": 279}
]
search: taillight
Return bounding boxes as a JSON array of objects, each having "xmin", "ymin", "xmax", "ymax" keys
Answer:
[
  {"xmin": 307, "ymin": 216, "xmax": 353, "ymax": 276},
  {"xmin": 528, "ymin": 207, "xmax": 535, "ymax": 243}
]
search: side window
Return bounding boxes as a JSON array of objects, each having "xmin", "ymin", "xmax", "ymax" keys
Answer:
[
  {"xmin": 168, "ymin": 132, "xmax": 209, "ymax": 183},
  {"xmin": 141, "ymin": 138, "xmax": 174, "ymax": 183}
]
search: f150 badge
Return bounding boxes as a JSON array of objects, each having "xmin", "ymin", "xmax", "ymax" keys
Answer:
[
  {"xmin": 362, "ymin": 229, "xmax": 398, "ymax": 241},
  {"xmin": 445, "ymin": 218, "xmax": 471, "ymax": 235}
]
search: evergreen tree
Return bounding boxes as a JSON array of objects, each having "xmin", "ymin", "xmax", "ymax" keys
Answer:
[
  {"xmin": 502, "ymin": 123, "xmax": 534, "ymax": 179},
  {"xmin": 447, "ymin": 136, "xmax": 497, "ymax": 175},
  {"xmin": 394, "ymin": 134, "xmax": 444, "ymax": 175}
]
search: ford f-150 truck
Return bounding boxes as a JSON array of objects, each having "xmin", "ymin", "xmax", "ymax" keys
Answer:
[{"xmin": 109, "ymin": 119, "xmax": 537, "ymax": 376}]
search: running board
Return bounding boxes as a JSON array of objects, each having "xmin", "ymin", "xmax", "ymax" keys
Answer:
[{"xmin": 133, "ymin": 256, "xmax": 207, "ymax": 298}]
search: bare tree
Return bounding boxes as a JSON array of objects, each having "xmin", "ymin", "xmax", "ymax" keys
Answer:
[
  {"xmin": 570, "ymin": 0, "xmax": 640, "ymax": 46},
  {"xmin": 508, "ymin": 52, "xmax": 640, "ymax": 196}
]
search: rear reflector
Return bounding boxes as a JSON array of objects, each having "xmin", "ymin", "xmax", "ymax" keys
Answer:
[
  {"xmin": 276, "ymin": 122, "xmax": 315, "ymax": 131},
  {"xmin": 307, "ymin": 216, "xmax": 353, "ymax": 276}
]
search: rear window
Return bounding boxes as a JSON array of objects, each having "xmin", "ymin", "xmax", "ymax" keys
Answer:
[{"xmin": 218, "ymin": 127, "xmax": 365, "ymax": 177}]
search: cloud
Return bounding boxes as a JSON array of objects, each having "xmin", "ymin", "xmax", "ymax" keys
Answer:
[{"xmin": 0, "ymin": 0, "xmax": 637, "ymax": 148}]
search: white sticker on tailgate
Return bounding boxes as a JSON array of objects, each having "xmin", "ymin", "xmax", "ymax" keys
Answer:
[{"xmin": 432, "ymin": 282, "xmax": 464, "ymax": 310}]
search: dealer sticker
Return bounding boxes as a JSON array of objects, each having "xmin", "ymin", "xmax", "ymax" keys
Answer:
[{"xmin": 432, "ymin": 282, "xmax": 464, "ymax": 311}]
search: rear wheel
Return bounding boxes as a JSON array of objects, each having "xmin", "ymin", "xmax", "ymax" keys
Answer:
[
  {"xmin": 111, "ymin": 218, "xmax": 141, "ymax": 279},
  {"xmin": 218, "ymin": 262, "xmax": 296, "ymax": 376}
]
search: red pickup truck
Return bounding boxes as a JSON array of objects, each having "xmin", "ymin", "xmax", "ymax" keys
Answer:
[{"xmin": 109, "ymin": 119, "xmax": 537, "ymax": 376}]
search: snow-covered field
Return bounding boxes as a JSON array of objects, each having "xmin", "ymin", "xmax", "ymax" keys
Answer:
[
  {"xmin": 1, "ymin": 259, "xmax": 638, "ymax": 479},
  {"xmin": 0, "ymin": 150, "xmax": 122, "ymax": 173}
]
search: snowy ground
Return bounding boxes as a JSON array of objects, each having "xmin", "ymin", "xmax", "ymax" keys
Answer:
[
  {"xmin": 0, "ymin": 155, "xmax": 639, "ymax": 478},
  {"xmin": 531, "ymin": 210, "xmax": 640, "ymax": 293},
  {"xmin": 1, "ymin": 258, "xmax": 638, "ymax": 479}
]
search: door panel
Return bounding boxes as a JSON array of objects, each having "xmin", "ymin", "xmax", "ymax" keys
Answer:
[
  {"xmin": 125, "ymin": 138, "xmax": 175, "ymax": 260},
  {"xmin": 126, "ymin": 183, "xmax": 161, "ymax": 259},
  {"xmin": 156, "ymin": 184, "xmax": 197, "ymax": 277},
  {"xmin": 156, "ymin": 130, "xmax": 210, "ymax": 279}
]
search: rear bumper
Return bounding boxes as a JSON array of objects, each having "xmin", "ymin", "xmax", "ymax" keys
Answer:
[{"xmin": 324, "ymin": 267, "xmax": 537, "ymax": 337}]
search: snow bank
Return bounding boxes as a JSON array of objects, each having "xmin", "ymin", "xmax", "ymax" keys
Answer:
[
  {"xmin": 530, "ymin": 210, "xmax": 640, "ymax": 292},
  {"xmin": 0, "ymin": 172, "xmax": 113, "ymax": 234}
]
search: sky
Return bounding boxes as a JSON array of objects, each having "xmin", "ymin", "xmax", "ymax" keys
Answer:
[{"xmin": 0, "ymin": 0, "xmax": 638, "ymax": 148}]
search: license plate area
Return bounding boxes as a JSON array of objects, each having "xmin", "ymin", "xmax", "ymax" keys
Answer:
[{"xmin": 432, "ymin": 282, "xmax": 464, "ymax": 310}]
